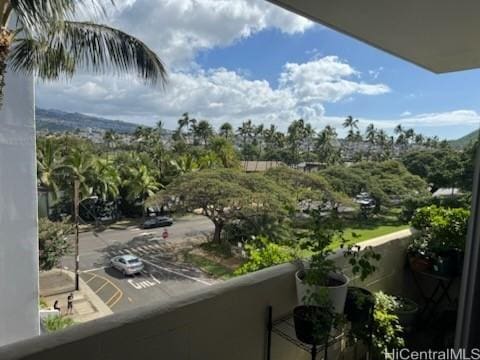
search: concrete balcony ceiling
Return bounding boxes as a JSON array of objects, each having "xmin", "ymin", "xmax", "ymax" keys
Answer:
[{"xmin": 267, "ymin": 0, "xmax": 480, "ymax": 73}]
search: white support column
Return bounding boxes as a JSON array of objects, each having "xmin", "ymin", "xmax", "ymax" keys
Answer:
[{"xmin": 0, "ymin": 62, "xmax": 40, "ymax": 345}]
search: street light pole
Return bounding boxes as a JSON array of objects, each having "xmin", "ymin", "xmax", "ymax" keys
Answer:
[{"xmin": 74, "ymin": 179, "xmax": 80, "ymax": 291}]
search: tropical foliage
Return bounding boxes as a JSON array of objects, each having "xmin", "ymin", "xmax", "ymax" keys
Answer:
[{"xmin": 0, "ymin": 0, "xmax": 166, "ymax": 109}]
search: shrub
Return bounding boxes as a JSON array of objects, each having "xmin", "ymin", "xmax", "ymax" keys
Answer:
[
  {"xmin": 411, "ymin": 205, "xmax": 470, "ymax": 252},
  {"xmin": 38, "ymin": 219, "xmax": 73, "ymax": 271},
  {"xmin": 42, "ymin": 316, "xmax": 75, "ymax": 333},
  {"xmin": 400, "ymin": 195, "xmax": 470, "ymax": 222},
  {"xmin": 372, "ymin": 292, "xmax": 405, "ymax": 357},
  {"xmin": 234, "ymin": 237, "xmax": 296, "ymax": 275}
]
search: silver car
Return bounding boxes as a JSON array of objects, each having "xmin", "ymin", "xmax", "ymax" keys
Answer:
[{"xmin": 111, "ymin": 255, "xmax": 144, "ymax": 276}]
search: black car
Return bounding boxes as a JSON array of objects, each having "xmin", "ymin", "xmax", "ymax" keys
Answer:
[{"xmin": 142, "ymin": 216, "xmax": 173, "ymax": 229}]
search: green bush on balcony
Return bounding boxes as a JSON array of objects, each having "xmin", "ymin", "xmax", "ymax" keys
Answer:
[{"xmin": 411, "ymin": 205, "xmax": 470, "ymax": 253}]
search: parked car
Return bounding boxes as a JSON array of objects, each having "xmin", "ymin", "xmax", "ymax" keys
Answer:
[
  {"xmin": 110, "ymin": 255, "xmax": 144, "ymax": 276},
  {"xmin": 142, "ymin": 216, "xmax": 173, "ymax": 229}
]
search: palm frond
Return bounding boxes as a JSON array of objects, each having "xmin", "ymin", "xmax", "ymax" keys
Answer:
[
  {"xmin": 10, "ymin": 21, "xmax": 167, "ymax": 85},
  {"xmin": 10, "ymin": 0, "xmax": 111, "ymax": 31},
  {"xmin": 9, "ymin": 38, "xmax": 76, "ymax": 79}
]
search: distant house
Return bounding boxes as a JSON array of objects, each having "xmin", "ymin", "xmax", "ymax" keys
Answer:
[
  {"xmin": 295, "ymin": 162, "xmax": 327, "ymax": 172},
  {"xmin": 240, "ymin": 161, "xmax": 285, "ymax": 173}
]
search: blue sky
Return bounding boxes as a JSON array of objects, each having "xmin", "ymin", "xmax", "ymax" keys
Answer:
[
  {"xmin": 196, "ymin": 25, "xmax": 480, "ymax": 139},
  {"xmin": 36, "ymin": 0, "xmax": 480, "ymax": 139}
]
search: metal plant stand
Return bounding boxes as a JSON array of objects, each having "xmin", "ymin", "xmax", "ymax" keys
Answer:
[{"xmin": 266, "ymin": 306, "xmax": 343, "ymax": 360}]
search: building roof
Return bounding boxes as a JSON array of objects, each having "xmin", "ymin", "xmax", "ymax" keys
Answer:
[{"xmin": 240, "ymin": 161, "xmax": 285, "ymax": 172}]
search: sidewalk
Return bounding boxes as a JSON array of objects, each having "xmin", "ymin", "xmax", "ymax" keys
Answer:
[{"xmin": 39, "ymin": 269, "xmax": 112, "ymax": 323}]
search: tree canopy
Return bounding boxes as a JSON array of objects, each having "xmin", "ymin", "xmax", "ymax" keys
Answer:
[{"xmin": 154, "ymin": 169, "xmax": 294, "ymax": 243}]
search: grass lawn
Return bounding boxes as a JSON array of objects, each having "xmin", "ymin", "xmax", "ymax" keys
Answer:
[
  {"xmin": 182, "ymin": 251, "xmax": 236, "ymax": 280},
  {"xmin": 329, "ymin": 208, "xmax": 410, "ymax": 249}
]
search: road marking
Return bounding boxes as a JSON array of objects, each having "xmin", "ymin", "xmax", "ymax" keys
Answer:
[
  {"xmin": 105, "ymin": 291, "xmax": 122, "ymax": 308},
  {"xmin": 85, "ymin": 274, "xmax": 98, "ymax": 283},
  {"xmin": 132, "ymin": 247, "xmax": 146, "ymax": 254},
  {"xmin": 128, "ymin": 279, "xmax": 156, "ymax": 290},
  {"xmin": 94, "ymin": 281, "xmax": 109, "ymax": 293},
  {"xmin": 141, "ymin": 259, "xmax": 212, "ymax": 286},
  {"xmin": 82, "ymin": 266, "xmax": 109, "ymax": 273},
  {"xmin": 82, "ymin": 271, "xmax": 123, "ymax": 309}
]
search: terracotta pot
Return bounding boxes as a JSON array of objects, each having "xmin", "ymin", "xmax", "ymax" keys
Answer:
[{"xmin": 408, "ymin": 254, "xmax": 432, "ymax": 272}]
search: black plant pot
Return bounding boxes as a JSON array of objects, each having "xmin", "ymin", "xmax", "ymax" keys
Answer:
[
  {"xmin": 293, "ymin": 305, "xmax": 333, "ymax": 345},
  {"xmin": 432, "ymin": 251, "xmax": 457, "ymax": 276},
  {"xmin": 344, "ymin": 287, "xmax": 375, "ymax": 324},
  {"xmin": 393, "ymin": 296, "xmax": 419, "ymax": 332}
]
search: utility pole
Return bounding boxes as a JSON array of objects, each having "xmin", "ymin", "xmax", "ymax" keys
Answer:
[{"xmin": 74, "ymin": 179, "xmax": 80, "ymax": 291}]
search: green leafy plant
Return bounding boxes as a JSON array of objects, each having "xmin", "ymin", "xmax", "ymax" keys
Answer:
[
  {"xmin": 411, "ymin": 205, "xmax": 470, "ymax": 253},
  {"xmin": 343, "ymin": 245, "xmax": 381, "ymax": 281},
  {"xmin": 38, "ymin": 218, "xmax": 73, "ymax": 271},
  {"xmin": 234, "ymin": 236, "xmax": 296, "ymax": 275},
  {"xmin": 39, "ymin": 297, "xmax": 49, "ymax": 310},
  {"xmin": 372, "ymin": 292, "xmax": 405, "ymax": 358},
  {"xmin": 42, "ymin": 316, "xmax": 75, "ymax": 333}
]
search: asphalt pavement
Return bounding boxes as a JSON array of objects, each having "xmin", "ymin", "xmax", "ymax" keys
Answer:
[{"xmin": 62, "ymin": 215, "xmax": 215, "ymax": 313}]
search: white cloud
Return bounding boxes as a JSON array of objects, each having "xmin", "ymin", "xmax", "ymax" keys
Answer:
[
  {"xmin": 368, "ymin": 66, "xmax": 384, "ymax": 80},
  {"xmin": 322, "ymin": 110, "xmax": 480, "ymax": 138},
  {"xmin": 107, "ymin": 0, "xmax": 314, "ymax": 68},
  {"xmin": 37, "ymin": 57, "xmax": 390, "ymax": 130}
]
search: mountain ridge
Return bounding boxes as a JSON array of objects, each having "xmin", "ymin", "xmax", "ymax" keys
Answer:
[{"xmin": 36, "ymin": 108, "xmax": 141, "ymax": 133}]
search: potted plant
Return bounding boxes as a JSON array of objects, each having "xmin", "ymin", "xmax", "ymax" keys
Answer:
[
  {"xmin": 407, "ymin": 237, "xmax": 432, "ymax": 273},
  {"xmin": 295, "ymin": 211, "xmax": 350, "ymax": 313},
  {"xmin": 293, "ymin": 210, "xmax": 382, "ymax": 346},
  {"xmin": 343, "ymin": 245, "xmax": 381, "ymax": 325},
  {"xmin": 293, "ymin": 290, "xmax": 336, "ymax": 345},
  {"xmin": 371, "ymin": 292, "xmax": 405, "ymax": 358},
  {"xmin": 411, "ymin": 205, "xmax": 469, "ymax": 277},
  {"xmin": 393, "ymin": 296, "xmax": 418, "ymax": 332}
]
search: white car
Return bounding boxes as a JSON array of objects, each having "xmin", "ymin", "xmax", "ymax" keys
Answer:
[{"xmin": 110, "ymin": 255, "xmax": 144, "ymax": 276}]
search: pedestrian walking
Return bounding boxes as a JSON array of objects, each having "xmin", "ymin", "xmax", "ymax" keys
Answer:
[{"xmin": 67, "ymin": 293, "xmax": 74, "ymax": 315}]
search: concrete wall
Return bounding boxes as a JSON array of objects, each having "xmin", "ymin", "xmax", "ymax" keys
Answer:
[
  {"xmin": 0, "ymin": 62, "xmax": 39, "ymax": 346},
  {"xmin": 0, "ymin": 233, "xmax": 412, "ymax": 360}
]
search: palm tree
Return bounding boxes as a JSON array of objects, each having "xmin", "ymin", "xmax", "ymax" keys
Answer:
[
  {"xmin": 125, "ymin": 165, "xmax": 160, "ymax": 218},
  {"xmin": 303, "ymin": 123, "xmax": 315, "ymax": 162},
  {"xmin": 103, "ymin": 129, "xmax": 117, "ymax": 149},
  {"xmin": 176, "ymin": 113, "xmax": 190, "ymax": 139},
  {"xmin": 365, "ymin": 123, "xmax": 377, "ymax": 144},
  {"xmin": 315, "ymin": 125, "xmax": 340, "ymax": 165},
  {"xmin": 92, "ymin": 159, "xmax": 121, "ymax": 200},
  {"xmin": 65, "ymin": 148, "xmax": 95, "ymax": 199},
  {"xmin": 194, "ymin": 120, "xmax": 214, "ymax": 146},
  {"xmin": 415, "ymin": 134, "xmax": 425, "ymax": 146},
  {"xmin": 342, "ymin": 116, "xmax": 359, "ymax": 158},
  {"xmin": 37, "ymin": 138, "xmax": 63, "ymax": 196},
  {"xmin": 237, "ymin": 120, "xmax": 254, "ymax": 147},
  {"xmin": 287, "ymin": 119, "xmax": 305, "ymax": 165},
  {"xmin": 1, "ymin": 0, "xmax": 167, "ymax": 109},
  {"xmin": 219, "ymin": 122, "xmax": 233, "ymax": 139},
  {"xmin": 343, "ymin": 115, "xmax": 359, "ymax": 136}
]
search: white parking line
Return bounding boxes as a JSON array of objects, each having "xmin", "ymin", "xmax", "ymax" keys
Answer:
[
  {"xmin": 82, "ymin": 266, "xmax": 109, "ymax": 273},
  {"xmin": 141, "ymin": 259, "xmax": 212, "ymax": 286}
]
